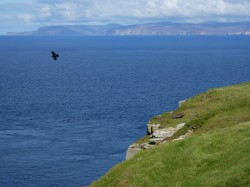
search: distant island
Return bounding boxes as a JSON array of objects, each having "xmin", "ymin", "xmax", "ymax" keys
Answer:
[{"xmin": 7, "ymin": 21, "xmax": 250, "ymax": 36}]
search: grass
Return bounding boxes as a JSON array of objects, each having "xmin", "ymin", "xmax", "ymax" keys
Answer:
[
  {"xmin": 149, "ymin": 81, "xmax": 250, "ymax": 141},
  {"xmin": 89, "ymin": 82, "xmax": 250, "ymax": 186}
]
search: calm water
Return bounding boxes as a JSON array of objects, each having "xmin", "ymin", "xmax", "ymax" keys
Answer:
[{"xmin": 0, "ymin": 36, "xmax": 249, "ymax": 186}]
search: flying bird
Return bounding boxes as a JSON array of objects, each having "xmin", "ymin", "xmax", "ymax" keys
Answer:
[{"xmin": 51, "ymin": 51, "xmax": 59, "ymax": 60}]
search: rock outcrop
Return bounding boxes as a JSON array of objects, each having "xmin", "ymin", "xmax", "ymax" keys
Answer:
[
  {"xmin": 147, "ymin": 123, "xmax": 161, "ymax": 135},
  {"xmin": 126, "ymin": 122, "xmax": 188, "ymax": 160},
  {"xmin": 126, "ymin": 144, "xmax": 143, "ymax": 160},
  {"xmin": 149, "ymin": 123, "xmax": 186, "ymax": 144},
  {"xmin": 178, "ymin": 100, "xmax": 186, "ymax": 107},
  {"xmin": 126, "ymin": 99, "xmax": 193, "ymax": 160}
]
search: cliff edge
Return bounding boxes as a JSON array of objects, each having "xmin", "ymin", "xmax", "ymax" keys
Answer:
[
  {"xmin": 7, "ymin": 21, "xmax": 250, "ymax": 36},
  {"xmin": 90, "ymin": 82, "xmax": 250, "ymax": 186}
]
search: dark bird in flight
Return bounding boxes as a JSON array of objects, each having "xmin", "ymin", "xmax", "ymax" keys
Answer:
[{"xmin": 51, "ymin": 51, "xmax": 59, "ymax": 60}]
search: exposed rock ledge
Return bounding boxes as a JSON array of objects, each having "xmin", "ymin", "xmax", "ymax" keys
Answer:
[
  {"xmin": 126, "ymin": 100, "xmax": 192, "ymax": 160},
  {"xmin": 126, "ymin": 123, "xmax": 192, "ymax": 160}
]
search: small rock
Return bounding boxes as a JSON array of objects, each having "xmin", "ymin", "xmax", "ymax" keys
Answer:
[
  {"xmin": 147, "ymin": 123, "xmax": 161, "ymax": 135},
  {"xmin": 172, "ymin": 113, "xmax": 185, "ymax": 119},
  {"xmin": 178, "ymin": 100, "xmax": 186, "ymax": 107},
  {"xmin": 152, "ymin": 128, "xmax": 175, "ymax": 138},
  {"xmin": 140, "ymin": 143, "xmax": 152, "ymax": 149},
  {"xmin": 149, "ymin": 138, "xmax": 163, "ymax": 144},
  {"xmin": 192, "ymin": 125, "xmax": 201, "ymax": 129},
  {"xmin": 126, "ymin": 143, "xmax": 143, "ymax": 160},
  {"xmin": 152, "ymin": 123, "xmax": 186, "ymax": 140},
  {"xmin": 176, "ymin": 123, "xmax": 186, "ymax": 129}
]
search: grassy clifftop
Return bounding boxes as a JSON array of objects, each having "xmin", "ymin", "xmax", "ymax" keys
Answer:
[{"xmin": 90, "ymin": 82, "xmax": 250, "ymax": 187}]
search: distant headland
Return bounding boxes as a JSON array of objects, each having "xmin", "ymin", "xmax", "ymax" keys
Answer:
[{"xmin": 7, "ymin": 21, "xmax": 250, "ymax": 36}]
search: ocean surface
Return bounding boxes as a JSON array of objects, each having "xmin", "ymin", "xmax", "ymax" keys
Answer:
[{"xmin": 0, "ymin": 36, "xmax": 249, "ymax": 186}]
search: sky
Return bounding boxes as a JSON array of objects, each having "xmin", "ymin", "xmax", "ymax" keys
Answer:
[{"xmin": 1, "ymin": 0, "xmax": 250, "ymax": 34}]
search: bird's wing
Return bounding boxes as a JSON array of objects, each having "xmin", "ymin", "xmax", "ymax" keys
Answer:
[
  {"xmin": 53, "ymin": 56, "xmax": 57, "ymax": 60},
  {"xmin": 51, "ymin": 51, "xmax": 56, "ymax": 55}
]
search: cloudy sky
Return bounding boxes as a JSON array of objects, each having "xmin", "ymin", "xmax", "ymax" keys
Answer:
[{"xmin": 1, "ymin": 0, "xmax": 250, "ymax": 34}]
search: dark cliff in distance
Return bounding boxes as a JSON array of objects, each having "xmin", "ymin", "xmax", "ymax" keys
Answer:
[
  {"xmin": 7, "ymin": 21, "xmax": 250, "ymax": 36},
  {"xmin": 111, "ymin": 21, "xmax": 250, "ymax": 36},
  {"xmin": 7, "ymin": 24, "xmax": 123, "ymax": 36}
]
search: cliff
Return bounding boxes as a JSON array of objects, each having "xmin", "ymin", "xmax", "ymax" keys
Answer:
[
  {"xmin": 111, "ymin": 21, "xmax": 250, "ymax": 36},
  {"xmin": 90, "ymin": 81, "xmax": 250, "ymax": 186},
  {"xmin": 7, "ymin": 24, "xmax": 123, "ymax": 36},
  {"xmin": 7, "ymin": 21, "xmax": 250, "ymax": 36}
]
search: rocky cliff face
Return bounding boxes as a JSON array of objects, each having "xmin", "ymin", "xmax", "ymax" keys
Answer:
[
  {"xmin": 111, "ymin": 22, "xmax": 250, "ymax": 36},
  {"xmin": 7, "ymin": 21, "xmax": 250, "ymax": 36},
  {"xmin": 7, "ymin": 24, "xmax": 123, "ymax": 36},
  {"xmin": 126, "ymin": 100, "xmax": 193, "ymax": 160},
  {"xmin": 126, "ymin": 122, "xmax": 190, "ymax": 160}
]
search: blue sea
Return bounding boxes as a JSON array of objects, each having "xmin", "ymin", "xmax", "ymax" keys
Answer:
[{"xmin": 0, "ymin": 36, "xmax": 249, "ymax": 186}]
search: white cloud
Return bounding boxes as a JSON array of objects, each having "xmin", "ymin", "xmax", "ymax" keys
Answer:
[
  {"xmin": 2, "ymin": 0, "xmax": 250, "ymax": 23},
  {"xmin": 1, "ymin": 0, "xmax": 250, "ymax": 33},
  {"xmin": 15, "ymin": 0, "xmax": 245, "ymax": 23}
]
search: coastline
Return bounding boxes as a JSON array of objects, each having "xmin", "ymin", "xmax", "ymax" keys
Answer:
[
  {"xmin": 126, "ymin": 100, "xmax": 189, "ymax": 160},
  {"xmin": 90, "ymin": 81, "xmax": 250, "ymax": 186}
]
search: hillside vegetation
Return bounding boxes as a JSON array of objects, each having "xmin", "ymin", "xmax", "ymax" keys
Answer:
[{"xmin": 90, "ymin": 82, "xmax": 250, "ymax": 187}]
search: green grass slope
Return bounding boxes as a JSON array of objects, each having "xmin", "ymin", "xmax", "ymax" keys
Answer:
[{"xmin": 90, "ymin": 82, "xmax": 250, "ymax": 187}]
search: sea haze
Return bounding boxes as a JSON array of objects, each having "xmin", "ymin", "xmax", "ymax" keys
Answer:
[{"xmin": 0, "ymin": 36, "xmax": 250, "ymax": 186}]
